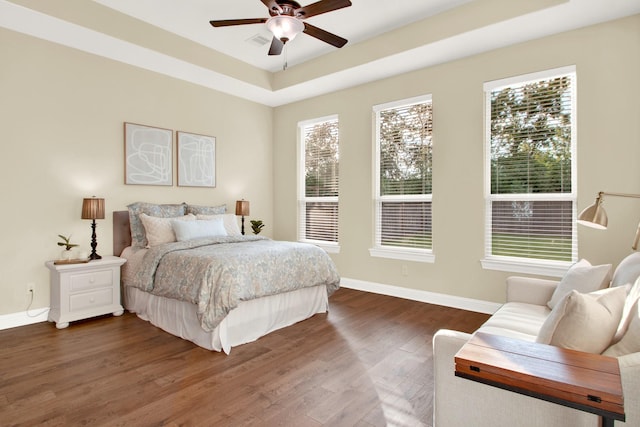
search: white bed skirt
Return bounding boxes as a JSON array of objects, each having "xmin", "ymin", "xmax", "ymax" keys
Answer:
[{"xmin": 124, "ymin": 285, "xmax": 329, "ymax": 354}]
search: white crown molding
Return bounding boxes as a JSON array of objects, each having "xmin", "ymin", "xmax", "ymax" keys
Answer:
[
  {"xmin": 0, "ymin": 0, "xmax": 277, "ymax": 105},
  {"xmin": 2, "ymin": 0, "xmax": 639, "ymax": 107}
]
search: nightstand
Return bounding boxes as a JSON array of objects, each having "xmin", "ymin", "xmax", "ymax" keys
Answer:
[{"xmin": 45, "ymin": 256, "xmax": 127, "ymax": 329}]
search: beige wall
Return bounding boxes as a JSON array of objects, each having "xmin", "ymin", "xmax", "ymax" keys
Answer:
[
  {"xmin": 0, "ymin": 28, "xmax": 273, "ymax": 315},
  {"xmin": 273, "ymin": 15, "xmax": 640, "ymax": 303},
  {"xmin": 1, "ymin": 15, "xmax": 638, "ymax": 318}
]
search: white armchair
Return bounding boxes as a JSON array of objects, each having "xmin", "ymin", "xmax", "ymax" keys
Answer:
[{"xmin": 433, "ymin": 253, "xmax": 640, "ymax": 427}]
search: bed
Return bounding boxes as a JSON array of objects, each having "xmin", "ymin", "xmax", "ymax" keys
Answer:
[{"xmin": 113, "ymin": 203, "xmax": 340, "ymax": 354}]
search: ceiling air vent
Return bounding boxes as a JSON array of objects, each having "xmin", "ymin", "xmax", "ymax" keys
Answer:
[{"xmin": 246, "ymin": 34, "xmax": 271, "ymax": 47}]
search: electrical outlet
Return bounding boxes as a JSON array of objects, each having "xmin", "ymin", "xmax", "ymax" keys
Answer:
[
  {"xmin": 401, "ymin": 265, "xmax": 408, "ymax": 276},
  {"xmin": 27, "ymin": 282, "xmax": 35, "ymax": 294}
]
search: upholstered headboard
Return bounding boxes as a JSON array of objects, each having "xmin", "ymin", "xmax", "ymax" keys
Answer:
[{"xmin": 113, "ymin": 211, "xmax": 131, "ymax": 256}]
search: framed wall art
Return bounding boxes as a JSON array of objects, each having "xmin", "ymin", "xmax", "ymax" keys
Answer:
[
  {"xmin": 177, "ymin": 131, "xmax": 216, "ymax": 187},
  {"xmin": 124, "ymin": 122, "xmax": 173, "ymax": 186}
]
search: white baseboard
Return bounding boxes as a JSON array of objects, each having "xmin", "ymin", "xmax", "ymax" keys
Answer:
[
  {"xmin": 340, "ymin": 278, "xmax": 501, "ymax": 315},
  {"xmin": 0, "ymin": 279, "xmax": 499, "ymax": 330},
  {"xmin": 0, "ymin": 308, "xmax": 50, "ymax": 331}
]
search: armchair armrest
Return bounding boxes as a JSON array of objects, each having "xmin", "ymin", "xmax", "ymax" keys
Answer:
[
  {"xmin": 506, "ymin": 276, "xmax": 559, "ymax": 305},
  {"xmin": 619, "ymin": 352, "xmax": 640, "ymax": 427}
]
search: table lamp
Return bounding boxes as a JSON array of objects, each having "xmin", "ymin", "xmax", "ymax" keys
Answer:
[
  {"xmin": 235, "ymin": 199, "xmax": 250, "ymax": 235},
  {"xmin": 82, "ymin": 197, "xmax": 105, "ymax": 260}
]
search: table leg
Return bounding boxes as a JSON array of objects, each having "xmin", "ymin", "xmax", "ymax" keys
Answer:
[{"xmin": 601, "ymin": 416, "xmax": 614, "ymax": 427}]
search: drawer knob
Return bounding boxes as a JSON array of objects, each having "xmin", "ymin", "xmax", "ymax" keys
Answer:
[{"xmin": 90, "ymin": 298, "xmax": 95, "ymax": 303}]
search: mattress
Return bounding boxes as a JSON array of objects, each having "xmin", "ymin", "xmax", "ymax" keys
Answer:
[{"xmin": 120, "ymin": 246, "xmax": 329, "ymax": 353}]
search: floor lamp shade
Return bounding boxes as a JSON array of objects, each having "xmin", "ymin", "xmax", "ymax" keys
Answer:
[
  {"xmin": 577, "ymin": 194, "xmax": 607, "ymax": 229},
  {"xmin": 577, "ymin": 191, "xmax": 640, "ymax": 250}
]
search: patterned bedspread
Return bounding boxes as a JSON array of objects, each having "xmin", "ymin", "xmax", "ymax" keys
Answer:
[{"xmin": 129, "ymin": 235, "xmax": 340, "ymax": 331}]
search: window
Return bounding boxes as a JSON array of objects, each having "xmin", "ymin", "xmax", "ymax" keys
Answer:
[
  {"xmin": 297, "ymin": 115, "xmax": 339, "ymax": 252},
  {"xmin": 482, "ymin": 66, "xmax": 577, "ymax": 276},
  {"xmin": 371, "ymin": 95, "xmax": 434, "ymax": 262}
]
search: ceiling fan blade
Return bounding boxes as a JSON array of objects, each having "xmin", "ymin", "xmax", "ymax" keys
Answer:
[
  {"xmin": 210, "ymin": 18, "xmax": 267, "ymax": 27},
  {"xmin": 303, "ymin": 23, "xmax": 348, "ymax": 48},
  {"xmin": 296, "ymin": 0, "xmax": 352, "ymax": 19},
  {"xmin": 268, "ymin": 37, "xmax": 284, "ymax": 56},
  {"xmin": 260, "ymin": 0, "xmax": 283, "ymax": 14}
]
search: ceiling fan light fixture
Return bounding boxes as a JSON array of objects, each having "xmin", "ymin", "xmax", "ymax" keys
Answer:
[{"xmin": 266, "ymin": 15, "xmax": 304, "ymax": 42}]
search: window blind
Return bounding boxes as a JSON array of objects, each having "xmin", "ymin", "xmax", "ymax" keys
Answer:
[
  {"xmin": 374, "ymin": 95, "xmax": 433, "ymax": 251},
  {"xmin": 485, "ymin": 67, "xmax": 577, "ymax": 263},
  {"xmin": 298, "ymin": 117, "xmax": 339, "ymax": 245}
]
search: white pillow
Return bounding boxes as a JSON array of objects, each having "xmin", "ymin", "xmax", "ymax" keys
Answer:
[
  {"xmin": 547, "ymin": 259, "xmax": 612, "ymax": 309},
  {"xmin": 536, "ymin": 286, "xmax": 627, "ymax": 354},
  {"xmin": 603, "ymin": 299, "xmax": 640, "ymax": 357},
  {"xmin": 138, "ymin": 213, "xmax": 195, "ymax": 247},
  {"xmin": 196, "ymin": 214, "xmax": 242, "ymax": 236},
  {"xmin": 610, "ymin": 252, "xmax": 640, "ymax": 288},
  {"xmin": 172, "ymin": 217, "xmax": 227, "ymax": 241},
  {"xmin": 611, "ymin": 276, "xmax": 640, "ymax": 343}
]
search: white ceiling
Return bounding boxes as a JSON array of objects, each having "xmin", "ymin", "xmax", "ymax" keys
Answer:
[
  {"xmin": 93, "ymin": 0, "xmax": 473, "ymax": 72},
  {"xmin": 2, "ymin": 0, "xmax": 640, "ymax": 106}
]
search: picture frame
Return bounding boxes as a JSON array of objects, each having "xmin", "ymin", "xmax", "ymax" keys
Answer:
[
  {"xmin": 124, "ymin": 122, "xmax": 173, "ymax": 186},
  {"xmin": 177, "ymin": 131, "xmax": 216, "ymax": 187}
]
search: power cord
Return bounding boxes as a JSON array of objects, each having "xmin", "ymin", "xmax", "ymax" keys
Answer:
[{"xmin": 26, "ymin": 289, "xmax": 48, "ymax": 318}]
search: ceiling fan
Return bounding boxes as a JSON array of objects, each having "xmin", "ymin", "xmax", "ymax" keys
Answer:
[{"xmin": 209, "ymin": 0, "xmax": 352, "ymax": 56}]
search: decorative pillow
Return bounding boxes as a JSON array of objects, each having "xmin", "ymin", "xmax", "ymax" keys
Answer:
[
  {"xmin": 603, "ymin": 300, "xmax": 640, "ymax": 357},
  {"xmin": 611, "ymin": 252, "xmax": 640, "ymax": 288},
  {"xmin": 172, "ymin": 217, "xmax": 227, "ymax": 241},
  {"xmin": 196, "ymin": 214, "xmax": 242, "ymax": 236},
  {"xmin": 139, "ymin": 213, "xmax": 195, "ymax": 247},
  {"xmin": 536, "ymin": 286, "xmax": 627, "ymax": 354},
  {"xmin": 127, "ymin": 202, "xmax": 187, "ymax": 248},
  {"xmin": 611, "ymin": 276, "xmax": 640, "ymax": 343},
  {"xmin": 547, "ymin": 259, "xmax": 612, "ymax": 309},
  {"xmin": 186, "ymin": 204, "xmax": 227, "ymax": 216}
]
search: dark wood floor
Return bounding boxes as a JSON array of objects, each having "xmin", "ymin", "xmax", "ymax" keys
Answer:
[{"xmin": 0, "ymin": 288, "xmax": 488, "ymax": 427}]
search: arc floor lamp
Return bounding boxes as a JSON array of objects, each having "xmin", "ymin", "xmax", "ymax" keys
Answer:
[{"xmin": 577, "ymin": 191, "xmax": 640, "ymax": 250}]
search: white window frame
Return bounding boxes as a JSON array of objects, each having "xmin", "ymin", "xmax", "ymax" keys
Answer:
[
  {"xmin": 370, "ymin": 95, "xmax": 435, "ymax": 263},
  {"xmin": 297, "ymin": 115, "xmax": 340, "ymax": 254},
  {"xmin": 481, "ymin": 66, "xmax": 577, "ymax": 277}
]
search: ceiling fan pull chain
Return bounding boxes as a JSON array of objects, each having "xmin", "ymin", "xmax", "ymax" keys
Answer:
[{"xmin": 283, "ymin": 44, "xmax": 288, "ymax": 71}]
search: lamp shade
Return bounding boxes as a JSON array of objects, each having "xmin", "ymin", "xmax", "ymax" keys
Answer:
[
  {"xmin": 81, "ymin": 197, "xmax": 105, "ymax": 220},
  {"xmin": 577, "ymin": 196, "xmax": 607, "ymax": 229},
  {"xmin": 266, "ymin": 15, "xmax": 304, "ymax": 42},
  {"xmin": 235, "ymin": 200, "xmax": 250, "ymax": 216}
]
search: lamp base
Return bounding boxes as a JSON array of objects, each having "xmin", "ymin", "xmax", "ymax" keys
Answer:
[{"xmin": 89, "ymin": 219, "xmax": 101, "ymax": 261}]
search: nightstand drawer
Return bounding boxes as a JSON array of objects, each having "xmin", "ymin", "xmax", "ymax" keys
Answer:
[
  {"xmin": 69, "ymin": 288, "xmax": 113, "ymax": 312},
  {"xmin": 70, "ymin": 270, "xmax": 113, "ymax": 292}
]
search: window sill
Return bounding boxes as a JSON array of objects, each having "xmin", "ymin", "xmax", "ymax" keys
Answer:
[
  {"xmin": 481, "ymin": 257, "xmax": 572, "ymax": 278},
  {"xmin": 369, "ymin": 247, "xmax": 435, "ymax": 263}
]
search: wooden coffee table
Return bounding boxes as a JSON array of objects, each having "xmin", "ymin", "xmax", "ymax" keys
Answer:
[{"xmin": 454, "ymin": 332, "xmax": 624, "ymax": 427}]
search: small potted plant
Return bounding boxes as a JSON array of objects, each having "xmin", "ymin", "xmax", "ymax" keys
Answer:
[
  {"xmin": 57, "ymin": 234, "xmax": 78, "ymax": 260},
  {"xmin": 250, "ymin": 220, "xmax": 265, "ymax": 235}
]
